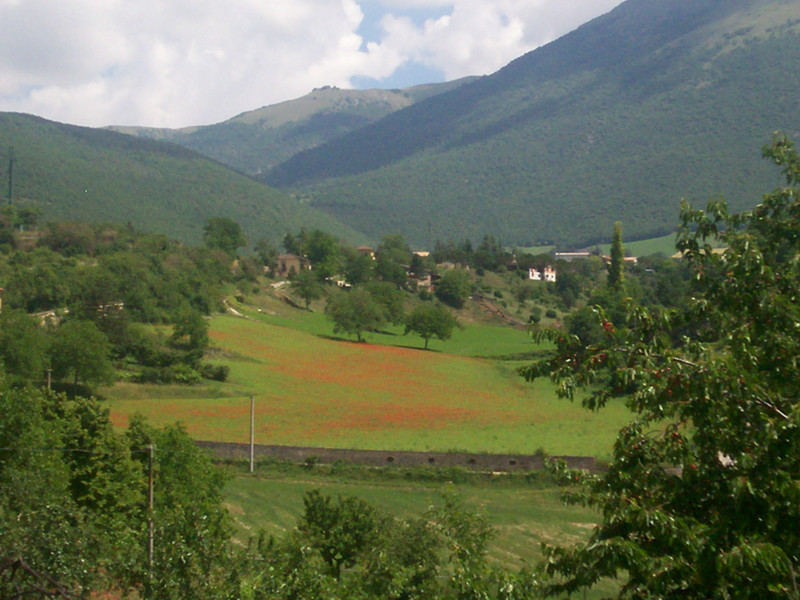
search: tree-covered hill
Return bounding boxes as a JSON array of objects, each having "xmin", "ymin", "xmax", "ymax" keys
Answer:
[
  {"xmin": 265, "ymin": 0, "xmax": 800, "ymax": 248},
  {"xmin": 109, "ymin": 79, "xmax": 474, "ymax": 177},
  {"xmin": 0, "ymin": 113, "xmax": 364, "ymax": 246}
]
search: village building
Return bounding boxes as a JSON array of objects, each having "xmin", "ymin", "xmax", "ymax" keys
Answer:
[
  {"xmin": 554, "ymin": 251, "xmax": 593, "ymax": 262},
  {"xmin": 276, "ymin": 254, "xmax": 310, "ymax": 277},
  {"xmin": 356, "ymin": 246, "xmax": 375, "ymax": 259},
  {"xmin": 528, "ymin": 266, "xmax": 557, "ymax": 282},
  {"xmin": 600, "ymin": 254, "xmax": 638, "ymax": 265}
]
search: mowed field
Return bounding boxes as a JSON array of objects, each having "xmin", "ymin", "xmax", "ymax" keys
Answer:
[
  {"xmin": 104, "ymin": 301, "xmax": 630, "ymax": 458},
  {"xmin": 225, "ymin": 465, "xmax": 598, "ymax": 571}
]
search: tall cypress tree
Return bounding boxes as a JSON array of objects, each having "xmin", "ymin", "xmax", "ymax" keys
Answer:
[{"xmin": 608, "ymin": 220, "xmax": 624, "ymax": 289}]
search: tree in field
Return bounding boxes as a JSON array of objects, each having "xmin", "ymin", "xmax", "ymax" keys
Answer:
[
  {"xmin": 521, "ymin": 134, "xmax": 800, "ymax": 599},
  {"xmin": 202, "ymin": 217, "xmax": 246, "ymax": 256},
  {"xmin": 296, "ymin": 489, "xmax": 380, "ymax": 580},
  {"xmin": 49, "ymin": 319, "xmax": 114, "ymax": 387},
  {"xmin": 291, "ymin": 267, "xmax": 323, "ymax": 310},
  {"xmin": 607, "ymin": 220, "xmax": 624, "ymax": 289},
  {"xmin": 405, "ymin": 301, "xmax": 458, "ymax": 349},
  {"xmin": 324, "ymin": 287, "xmax": 385, "ymax": 342},
  {"xmin": 434, "ymin": 268, "xmax": 471, "ymax": 309}
]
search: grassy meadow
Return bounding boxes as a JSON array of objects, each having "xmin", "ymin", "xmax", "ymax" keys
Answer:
[
  {"xmin": 224, "ymin": 465, "xmax": 592, "ymax": 567},
  {"xmin": 103, "ymin": 300, "xmax": 631, "ymax": 458},
  {"xmin": 222, "ymin": 462, "xmax": 620, "ymax": 599}
]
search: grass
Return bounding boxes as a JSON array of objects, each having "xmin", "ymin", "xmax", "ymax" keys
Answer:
[
  {"xmin": 222, "ymin": 461, "xmax": 621, "ymax": 598},
  {"xmin": 595, "ymin": 232, "xmax": 679, "ymax": 257},
  {"xmin": 103, "ymin": 309, "xmax": 631, "ymax": 458}
]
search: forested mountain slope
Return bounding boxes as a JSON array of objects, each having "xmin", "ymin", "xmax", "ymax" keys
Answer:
[
  {"xmin": 0, "ymin": 113, "xmax": 364, "ymax": 245},
  {"xmin": 266, "ymin": 0, "xmax": 800, "ymax": 248},
  {"xmin": 110, "ymin": 80, "xmax": 474, "ymax": 177}
]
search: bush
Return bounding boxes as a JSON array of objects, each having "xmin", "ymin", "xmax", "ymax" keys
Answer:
[
  {"xmin": 545, "ymin": 308, "xmax": 557, "ymax": 319},
  {"xmin": 135, "ymin": 363, "xmax": 201, "ymax": 384},
  {"xmin": 200, "ymin": 363, "xmax": 229, "ymax": 382}
]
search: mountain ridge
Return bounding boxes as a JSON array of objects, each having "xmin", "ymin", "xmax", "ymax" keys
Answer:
[
  {"xmin": 108, "ymin": 78, "xmax": 476, "ymax": 176},
  {"xmin": 263, "ymin": 0, "xmax": 800, "ymax": 247},
  {"xmin": 0, "ymin": 112, "xmax": 365, "ymax": 246}
]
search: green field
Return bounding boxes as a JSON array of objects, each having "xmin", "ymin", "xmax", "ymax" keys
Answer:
[
  {"xmin": 222, "ymin": 461, "xmax": 620, "ymax": 599},
  {"xmin": 595, "ymin": 232, "xmax": 679, "ymax": 257},
  {"xmin": 103, "ymin": 303, "xmax": 631, "ymax": 458}
]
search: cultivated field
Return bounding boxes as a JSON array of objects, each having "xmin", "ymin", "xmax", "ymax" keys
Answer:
[{"xmin": 103, "ymin": 300, "xmax": 631, "ymax": 458}]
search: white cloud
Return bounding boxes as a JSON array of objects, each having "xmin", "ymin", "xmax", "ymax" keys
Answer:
[{"xmin": 0, "ymin": 0, "xmax": 624, "ymax": 128}]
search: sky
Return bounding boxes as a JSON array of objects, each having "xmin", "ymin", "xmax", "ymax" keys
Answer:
[{"xmin": 0, "ymin": 0, "xmax": 625, "ymax": 129}]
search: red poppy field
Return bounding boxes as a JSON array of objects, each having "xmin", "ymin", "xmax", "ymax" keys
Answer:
[{"xmin": 104, "ymin": 312, "xmax": 630, "ymax": 457}]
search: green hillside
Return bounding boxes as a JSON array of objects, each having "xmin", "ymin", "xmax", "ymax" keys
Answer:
[
  {"xmin": 0, "ymin": 113, "xmax": 364, "ymax": 245},
  {"xmin": 265, "ymin": 0, "xmax": 800, "ymax": 248},
  {"xmin": 110, "ymin": 80, "xmax": 474, "ymax": 176}
]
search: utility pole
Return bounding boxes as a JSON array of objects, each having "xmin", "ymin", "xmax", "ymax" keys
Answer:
[
  {"xmin": 147, "ymin": 444, "xmax": 155, "ymax": 570},
  {"xmin": 249, "ymin": 395, "xmax": 255, "ymax": 474}
]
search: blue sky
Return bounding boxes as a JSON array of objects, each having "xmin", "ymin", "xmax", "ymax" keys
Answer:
[
  {"xmin": 0, "ymin": 0, "xmax": 624, "ymax": 128},
  {"xmin": 354, "ymin": 3, "xmax": 451, "ymax": 88}
]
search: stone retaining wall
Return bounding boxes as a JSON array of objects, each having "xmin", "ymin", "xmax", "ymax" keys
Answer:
[{"xmin": 196, "ymin": 441, "xmax": 598, "ymax": 472}]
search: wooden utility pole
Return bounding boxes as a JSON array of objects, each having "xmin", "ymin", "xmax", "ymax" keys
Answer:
[
  {"xmin": 249, "ymin": 396, "xmax": 255, "ymax": 474},
  {"xmin": 147, "ymin": 444, "xmax": 155, "ymax": 569}
]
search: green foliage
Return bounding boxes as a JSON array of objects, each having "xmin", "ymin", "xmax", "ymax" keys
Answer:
[
  {"xmin": 169, "ymin": 307, "xmax": 209, "ymax": 366},
  {"xmin": 405, "ymin": 301, "xmax": 458, "ymax": 349},
  {"xmin": 0, "ymin": 113, "xmax": 361, "ymax": 249},
  {"xmin": 290, "ymin": 267, "xmax": 323, "ymax": 309},
  {"xmin": 240, "ymin": 489, "xmax": 534, "ymax": 600},
  {"xmin": 254, "ymin": 237, "xmax": 278, "ymax": 272},
  {"xmin": 324, "ymin": 287, "xmax": 386, "ymax": 342},
  {"xmin": 126, "ymin": 416, "xmax": 234, "ymax": 599},
  {"xmin": 304, "ymin": 229, "xmax": 342, "ymax": 281},
  {"xmin": 50, "ymin": 319, "xmax": 114, "ymax": 387},
  {"xmin": 521, "ymin": 134, "xmax": 800, "ymax": 598},
  {"xmin": 607, "ymin": 221, "xmax": 624, "ymax": 289},
  {"xmin": 297, "ymin": 489, "xmax": 380, "ymax": 580},
  {"xmin": 364, "ymin": 280, "xmax": 406, "ymax": 326},
  {"xmin": 342, "ymin": 247, "xmax": 375, "ymax": 286},
  {"xmin": 202, "ymin": 216, "xmax": 246, "ymax": 256},
  {"xmin": 0, "ymin": 386, "xmax": 234, "ymax": 599},
  {"xmin": 375, "ymin": 234, "xmax": 412, "ymax": 288},
  {"xmin": 435, "ymin": 269, "xmax": 471, "ymax": 309},
  {"xmin": 0, "ymin": 309, "xmax": 48, "ymax": 385}
]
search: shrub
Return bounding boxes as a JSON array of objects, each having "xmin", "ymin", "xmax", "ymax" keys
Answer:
[{"xmin": 200, "ymin": 363, "xmax": 229, "ymax": 382}]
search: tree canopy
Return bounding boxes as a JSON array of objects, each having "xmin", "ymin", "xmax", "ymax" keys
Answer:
[
  {"xmin": 202, "ymin": 217, "xmax": 246, "ymax": 256},
  {"xmin": 405, "ymin": 301, "xmax": 458, "ymax": 349},
  {"xmin": 521, "ymin": 134, "xmax": 800, "ymax": 599},
  {"xmin": 324, "ymin": 287, "xmax": 386, "ymax": 343}
]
